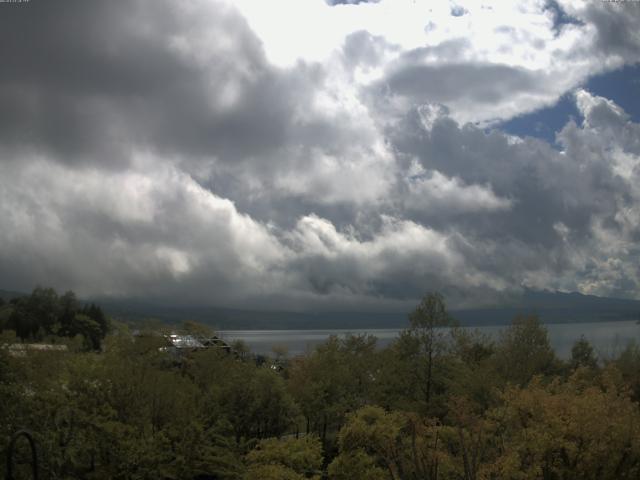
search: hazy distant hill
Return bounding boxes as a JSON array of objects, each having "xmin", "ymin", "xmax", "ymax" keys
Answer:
[
  {"xmin": 0, "ymin": 289, "xmax": 26, "ymax": 301},
  {"xmin": 94, "ymin": 290, "xmax": 640, "ymax": 330},
  {"xmin": 96, "ymin": 298, "xmax": 408, "ymax": 330},
  {"xmin": 452, "ymin": 290, "xmax": 640, "ymax": 326},
  {"xmin": 4, "ymin": 287, "xmax": 638, "ymax": 328}
]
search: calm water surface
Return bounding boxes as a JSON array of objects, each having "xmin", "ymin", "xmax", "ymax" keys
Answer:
[{"xmin": 220, "ymin": 320, "xmax": 640, "ymax": 359}]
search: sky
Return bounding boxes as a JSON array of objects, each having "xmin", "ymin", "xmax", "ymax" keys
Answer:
[{"xmin": 0, "ymin": 0, "xmax": 639, "ymax": 311}]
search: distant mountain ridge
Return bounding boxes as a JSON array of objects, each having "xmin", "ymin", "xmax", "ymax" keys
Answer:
[
  {"xmin": 453, "ymin": 290, "xmax": 640, "ymax": 326},
  {"xmin": 3, "ymin": 287, "xmax": 638, "ymax": 329},
  {"xmin": 94, "ymin": 290, "xmax": 640, "ymax": 330},
  {"xmin": 0, "ymin": 289, "xmax": 27, "ymax": 301}
]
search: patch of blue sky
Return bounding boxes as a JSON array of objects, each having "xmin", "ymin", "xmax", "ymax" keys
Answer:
[
  {"xmin": 545, "ymin": 0, "xmax": 584, "ymax": 33},
  {"xmin": 498, "ymin": 93, "xmax": 580, "ymax": 145},
  {"xmin": 499, "ymin": 63, "xmax": 640, "ymax": 146},
  {"xmin": 586, "ymin": 63, "xmax": 640, "ymax": 123}
]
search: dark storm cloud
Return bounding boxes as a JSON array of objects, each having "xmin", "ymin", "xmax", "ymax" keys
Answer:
[
  {"xmin": 384, "ymin": 91, "xmax": 640, "ymax": 297},
  {"xmin": 0, "ymin": 0, "xmax": 397, "ymax": 305},
  {"xmin": 0, "ymin": 0, "xmax": 199, "ymax": 164},
  {"xmin": 0, "ymin": 0, "xmax": 324, "ymax": 168},
  {"xmin": 0, "ymin": 0, "xmax": 639, "ymax": 308},
  {"xmin": 580, "ymin": 2, "xmax": 640, "ymax": 60},
  {"xmin": 389, "ymin": 107, "xmax": 619, "ymax": 248},
  {"xmin": 0, "ymin": 0, "xmax": 391, "ymax": 227}
]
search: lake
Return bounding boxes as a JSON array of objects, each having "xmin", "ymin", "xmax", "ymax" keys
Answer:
[{"xmin": 219, "ymin": 320, "xmax": 640, "ymax": 359}]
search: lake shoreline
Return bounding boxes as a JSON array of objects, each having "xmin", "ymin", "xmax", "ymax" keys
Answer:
[
  {"xmin": 218, "ymin": 320, "xmax": 640, "ymax": 359},
  {"xmin": 216, "ymin": 317, "xmax": 640, "ymax": 331}
]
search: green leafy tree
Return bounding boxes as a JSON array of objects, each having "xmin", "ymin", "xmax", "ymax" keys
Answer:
[
  {"xmin": 244, "ymin": 464, "xmax": 307, "ymax": 480},
  {"xmin": 570, "ymin": 335, "xmax": 598, "ymax": 370},
  {"xmin": 334, "ymin": 405, "xmax": 451, "ymax": 479},
  {"xmin": 71, "ymin": 314, "xmax": 103, "ymax": 351},
  {"xmin": 57, "ymin": 290, "xmax": 79, "ymax": 336},
  {"xmin": 28, "ymin": 286, "xmax": 60, "ymax": 334},
  {"xmin": 203, "ymin": 358, "xmax": 299, "ymax": 442},
  {"xmin": 488, "ymin": 376, "xmax": 640, "ymax": 479},
  {"xmin": 384, "ymin": 292, "xmax": 454, "ymax": 414},
  {"xmin": 231, "ymin": 339, "xmax": 251, "ymax": 360},
  {"xmin": 7, "ymin": 286, "xmax": 61, "ymax": 339},
  {"xmin": 180, "ymin": 319, "xmax": 215, "ymax": 338},
  {"xmin": 408, "ymin": 292, "xmax": 454, "ymax": 404},
  {"xmin": 8, "ymin": 297, "xmax": 38, "ymax": 341},
  {"xmin": 287, "ymin": 334, "xmax": 379, "ymax": 448},
  {"xmin": 611, "ymin": 340, "xmax": 640, "ymax": 401},
  {"xmin": 244, "ymin": 436, "xmax": 323, "ymax": 479},
  {"xmin": 81, "ymin": 303, "xmax": 109, "ymax": 338},
  {"xmin": 327, "ymin": 449, "xmax": 386, "ymax": 480},
  {"xmin": 0, "ymin": 298, "xmax": 12, "ymax": 332},
  {"xmin": 445, "ymin": 395, "xmax": 501, "ymax": 480},
  {"xmin": 494, "ymin": 315, "xmax": 557, "ymax": 386},
  {"xmin": 447, "ymin": 328, "xmax": 499, "ymax": 410}
]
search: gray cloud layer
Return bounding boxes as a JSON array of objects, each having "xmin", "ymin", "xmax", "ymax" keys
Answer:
[{"xmin": 0, "ymin": 0, "xmax": 639, "ymax": 310}]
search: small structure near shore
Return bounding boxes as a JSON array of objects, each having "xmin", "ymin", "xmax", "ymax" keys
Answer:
[{"xmin": 160, "ymin": 333, "xmax": 232, "ymax": 355}]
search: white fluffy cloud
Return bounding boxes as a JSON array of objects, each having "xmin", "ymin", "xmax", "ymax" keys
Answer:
[
  {"xmin": 233, "ymin": 0, "xmax": 636, "ymax": 125},
  {"xmin": 404, "ymin": 167, "xmax": 512, "ymax": 214}
]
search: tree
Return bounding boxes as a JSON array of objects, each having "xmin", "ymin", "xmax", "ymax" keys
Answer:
[
  {"xmin": 231, "ymin": 339, "xmax": 251, "ymax": 360},
  {"xmin": 396, "ymin": 292, "xmax": 454, "ymax": 411},
  {"xmin": 30, "ymin": 287, "xmax": 60, "ymax": 330},
  {"xmin": 71, "ymin": 314, "xmax": 103, "ymax": 351},
  {"xmin": 244, "ymin": 464, "xmax": 307, "ymax": 480},
  {"xmin": 8, "ymin": 298, "xmax": 38, "ymax": 341},
  {"xmin": 335, "ymin": 405, "xmax": 406, "ymax": 479},
  {"xmin": 611, "ymin": 340, "xmax": 640, "ymax": 401},
  {"xmin": 0, "ymin": 298, "xmax": 11, "ymax": 332},
  {"xmin": 10, "ymin": 286, "xmax": 60, "ymax": 340},
  {"xmin": 489, "ymin": 377, "xmax": 640, "ymax": 478},
  {"xmin": 57, "ymin": 290, "xmax": 79, "ymax": 337},
  {"xmin": 180, "ymin": 319, "xmax": 214, "ymax": 338},
  {"xmin": 494, "ymin": 315, "xmax": 557, "ymax": 385},
  {"xmin": 570, "ymin": 335, "xmax": 598, "ymax": 370},
  {"xmin": 1, "ymin": 287, "xmax": 111, "ymax": 346},
  {"xmin": 82, "ymin": 303, "xmax": 109, "ymax": 338},
  {"xmin": 445, "ymin": 395, "xmax": 500, "ymax": 480},
  {"xmin": 208, "ymin": 361, "xmax": 298, "ymax": 442},
  {"xmin": 327, "ymin": 449, "xmax": 386, "ymax": 480},
  {"xmin": 334, "ymin": 405, "xmax": 451, "ymax": 479},
  {"xmin": 244, "ymin": 436, "xmax": 323, "ymax": 480},
  {"xmin": 447, "ymin": 328, "xmax": 499, "ymax": 411},
  {"xmin": 287, "ymin": 334, "xmax": 379, "ymax": 448},
  {"xmin": 409, "ymin": 292, "xmax": 453, "ymax": 404}
]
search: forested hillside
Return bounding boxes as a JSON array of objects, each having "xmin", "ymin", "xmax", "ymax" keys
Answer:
[{"xmin": 2, "ymin": 290, "xmax": 640, "ymax": 479}]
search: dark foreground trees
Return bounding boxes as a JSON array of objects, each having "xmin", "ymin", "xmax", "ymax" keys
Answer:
[
  {"xmin": 2, "ymin": 291, "xmax": 640, "ymax": 479},
  {"xmin": 1, "ymin": 287, "xmax": 109, "ymax": 349}
]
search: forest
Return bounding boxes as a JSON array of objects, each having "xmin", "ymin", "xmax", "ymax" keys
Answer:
[{"xmin": 2, "ymin": 288, "xmax": 640, "ymax": 479}]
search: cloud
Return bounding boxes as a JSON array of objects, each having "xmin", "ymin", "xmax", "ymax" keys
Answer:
[
  {"xmin": 403, "ymin": 168, "xmax": 512, "ymax": 215},
  {"xmin": 560, "ymin": 0, "xmax": 640, "ymax": 62},
  {"xmin": 384, "ymin": 89, "xmax": 640, "ymax": 298},
  {"xmin": 3, "ymin": 89, "xmax": 638, "ymax": 306},
  {"xmin": 0, "ymin": 0, "xmax": 639, "ymax": 310},
  {"xmin": 375, "ymin": 62, "xmax": 544, "ymax": 125},
  {"xmin": 0, "ymin": 155, "xmax": 287, "ymax": 301},
  {"xmin": 326, "ymin": 0, "xmax": 380, "ymax": 5},
  {"xmin": 0, "ymin": 0, "xmax": 273, "ymax": 166}
]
